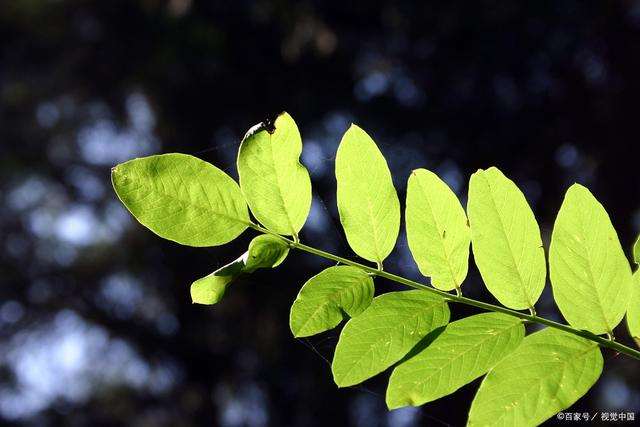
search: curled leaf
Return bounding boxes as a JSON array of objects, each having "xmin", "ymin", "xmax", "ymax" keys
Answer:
[{"xmin": 191, "ymin": 234, "xmax": 290, "ymax": 305}]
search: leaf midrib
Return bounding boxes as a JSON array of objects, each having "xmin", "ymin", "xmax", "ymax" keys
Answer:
[
  {"xmin": 336, "ymin": 300, "xmax": 445, "ymax": 383},
  {"xmin": 474, "ymin": 343, "xmax": 597, "ymax": 426},
  {"xmin": 415, "ymin": 175, "xmax": 462, "ymax": 288},
  {"xmin": 121, "ymin": 170, "xmax": 249, "ymax": 226},
  {"xmin": 479, "ymin": 172, "xmax": 533, "ymax": 308},
  {"xmin": 399, "ymin": 321, "xmax": 521, "ymax": 397}
]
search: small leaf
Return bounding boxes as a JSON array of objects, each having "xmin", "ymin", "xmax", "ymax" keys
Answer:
[
  {"xmin": 335, "ymin": 124, "xmax": 401, "ymax": 265},
  {"xmin": 386, "ymin": 313, "xmax": 524, "ymax": 409},
  {"xmin": 627, "ymin": 271, "xmax": 640, "ymax": 348},
  {"xmin": 406, "ymin": 169, "xmax": 470, "ymax": 291},
  {"xmin": 467, "ymin": 167, "xmax": 546, "ymax": 310},
  {"xmin": 112, "ymin": 153, "xmax": 249, "ymax": 247},
  {"xmin": 191, "ymin": 234, "xmax": 289, "ymax": 305},
  {"xmin": 549, "ymin": 184, "xmax": 633, "ymax": 334},
  {"xmin": 468, "ymin": 328, "xmax": 603, "ymax": 426},
  {"xmin": 244, "ymin": 234, "xmax": 289, "ymax": 273},
  {"xmin": 289, "ymin": 266, "xmax": 374, "ymax": 338},
  {"xmin": 191, "ymin": 257, "xmax": 244, "ymax": 304},
  {"xmin": 634, "ymin": 234, "xmax": 640, "ymax": 265},
  {"xmin": 237, "ymin": 112, "xmax": 312, "ymax": 237},
  {"xmin": 331, "ymin": 290, "xmax": 449, "ymax": 387}
]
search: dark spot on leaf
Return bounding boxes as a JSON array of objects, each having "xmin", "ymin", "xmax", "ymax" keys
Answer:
[{"xmin": 262, "ymin": 111, "xmax": 284, "ymax": 134}]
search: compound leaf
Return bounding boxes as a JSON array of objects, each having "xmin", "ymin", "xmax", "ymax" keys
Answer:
[
  {"xmin": 468, "ymin": 167, "xmax": 546, "ymax": 310},
  {"xmin": 244, "ymin": 234, "xmax": 289, "ymax": 273},
  {"xmin": 406, "ymin": 168, "xmax": 470, "ymax": 291},
  {"xmin": 237, "ymin": 112, "xmax": 312, "ymax": 237},
  {"xmin": 335, "ymin": 125, "xmax": 400, "ymax": 265},
  {"xmin": 386, "ymin": 313, "xmax": 524, "ymax": 409},
  {"xmin": 289, "ymin": 266, "xmax": 374, "ymax": 338},
  {"xmin": 468, "ymin": 328, "xmax": 603, "ymax": 426},
  {"xmin": 112, "ymin": 153, "xmax": 249, "ymax": 247},
  {"xmin": 331, "ymin": 290, "xmax": 450, "ymax": 387},
  {"xmin": 549, "ymin": 184, "xmax": 633, "ymax": 334}
]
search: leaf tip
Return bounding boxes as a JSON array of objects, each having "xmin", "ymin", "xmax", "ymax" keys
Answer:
[{"xmin": 567, "ymin": 182, "xmax": 588, "ymax": 193}]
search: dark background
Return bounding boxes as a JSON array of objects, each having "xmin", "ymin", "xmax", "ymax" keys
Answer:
[{"xmin": 1, "ymin": 1, "xmax": 639, "ymax": 426}]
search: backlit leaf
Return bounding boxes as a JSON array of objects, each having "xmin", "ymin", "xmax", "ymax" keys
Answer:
[
  {"xmin": 331, "ymin": 290, "xmax": 449, "ymax": 387},
  {"xmin": 237, "ymin": 112, "xmax": 312, "ymax": 237},
  {"xmin": 244, "ymin": 234, "xmax": 289, "ymax": 273},
  {"xmin": 190, "ymin": 257, "xmax": 244, "ymax": 305},
  {"xmin": 386, "ymin": 313, "xmax": 524, "ymax": 409},
  {"xmin": 289, "ymin": 266, "xmax": 374, "ymax": 338},
  {"xmin": 112, "ymin": 153, "xmax": 249, "ymax": 247},
  {"xmin": 549, "ymin": 184, "xmax": 633, "ymax": 334},
  {"xmin": 406, "ymin": 168, "xmax": 470, "ymax": 291},
  {"xmin": 467, "ymin": 167, "xmax": 546, "ymax": 310},
  {"xmin": 634, "ymin": 234, "xmax": 640, "ymax": 265},
  {"xmin": 191, "ymin": 234, "xmax": 289, "ymax": 305},
  {"xmin": 335, "ymin": 125, "xmax": 400, "ymax": 265},
  {"xmin": 468, "ymin": 328, "xmax": 603, "ymax": 426}
]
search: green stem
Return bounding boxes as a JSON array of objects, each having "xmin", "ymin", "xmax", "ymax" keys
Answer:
[{"xmin": 249, "ymin": 224, "xmax": 640, "ymax": 361}]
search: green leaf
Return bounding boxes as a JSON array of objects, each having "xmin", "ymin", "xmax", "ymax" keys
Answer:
[
  {"xmin": 335, "ymin": 124, "xmax": 401, "ymax": 265},
  {"xmin": 190, "ymin": 257, "xmax": 244, "ymax": 305},
  {"xmin": 468, "ymin": 328, "xmax": 603, "ymax": 426},
  {"xmin": 289, "ymin": 266, "xmax": 374, "ymax": 338},
  {"xmin": 331, "ymin": 290, "xmax": 450, "ymax": 387},
  {"xmin": 627, "ymin": 271, "xmax": 640, "ymax": 348},
  {"xmin": 112, "ymin": 153, "xmax": 249, "ymax": 247},
  {"xmin": 386, "ymin": 313, "xmax": 524, "ymax": 409},
  {"xmin": 467, "ymin": 167, "xmax": 546, "ymax": 310},
  {"xmin": 191, "ymin": 234, "xmax": 289, "ymax": 305},
  {"xmin": 634, "ymin": 234, "xmax": 640, "ymax": 265},
  {"xmin": 244, "ymin": 234, "xmax": 289, "ymax": 273},
  {"xmin": 549, "ymin": 184, "xmax": 633, "ymax": 334},
  {"xmin": 405, "ymin": 168, "xmax": 470, "ymax": 291},
  {"xmin": 237, "ymin": 112, "xmax": 312, "ymax": 237}
]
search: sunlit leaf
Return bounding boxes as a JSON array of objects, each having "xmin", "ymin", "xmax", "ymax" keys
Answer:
[
  {"xmin": 237, "ymin": 112, "xmax": 312, "ymax": 237},
  {"xmin": 191, "ymin": 234, "xmax": 289, "ymax": 305},
  {"xmin": 549, "ymin": 184, "xmax": 633, "ymax": 334},
  {"xmin": 634, "ymin": 234, "xmax": 640, "ymax": 265},
  {"xmin": 468, "ymin": 328, "xmax": 603, "ymax": 426},
  {"xmin": 112, "ymin": 153, "xmax": 249, "ymax": 247},
  {"xmin": 190, "ymin": 257, "xmax": 244, "ymax": 305},
  {"xmin": 406, "ymin": 168, "xmax": 470, "ymax": 291},
  {"xmin": 335, "ymin": 124, "xmax": 400, "ymax": 265},
  {"xmin": 289, "ymin": 266, "xmax": 374, "ymax": 338},
  {"xmin": 244, "ymin": 234, "xmax": 289, "ymax": 273},
  {"xmin": 386, "ymin": 313, "xmax": 524, "ymax": 409},
  {"xmin": 331, "ymin": 290, "xmax": 449, "ymax": 387},
  {"xmin": 467, "ymin": 167, "xmax": 546, "ymax": 310}
]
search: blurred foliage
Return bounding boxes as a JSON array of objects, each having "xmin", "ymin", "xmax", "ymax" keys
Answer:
[{"xmin": 0, "ymin": 0, "xmax": 639, "ymax": 425}]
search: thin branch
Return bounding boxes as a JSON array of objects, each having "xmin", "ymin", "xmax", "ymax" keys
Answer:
[{"xmin": 249, "ymin": 223, "xmax": 640, "ymax": 361}]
